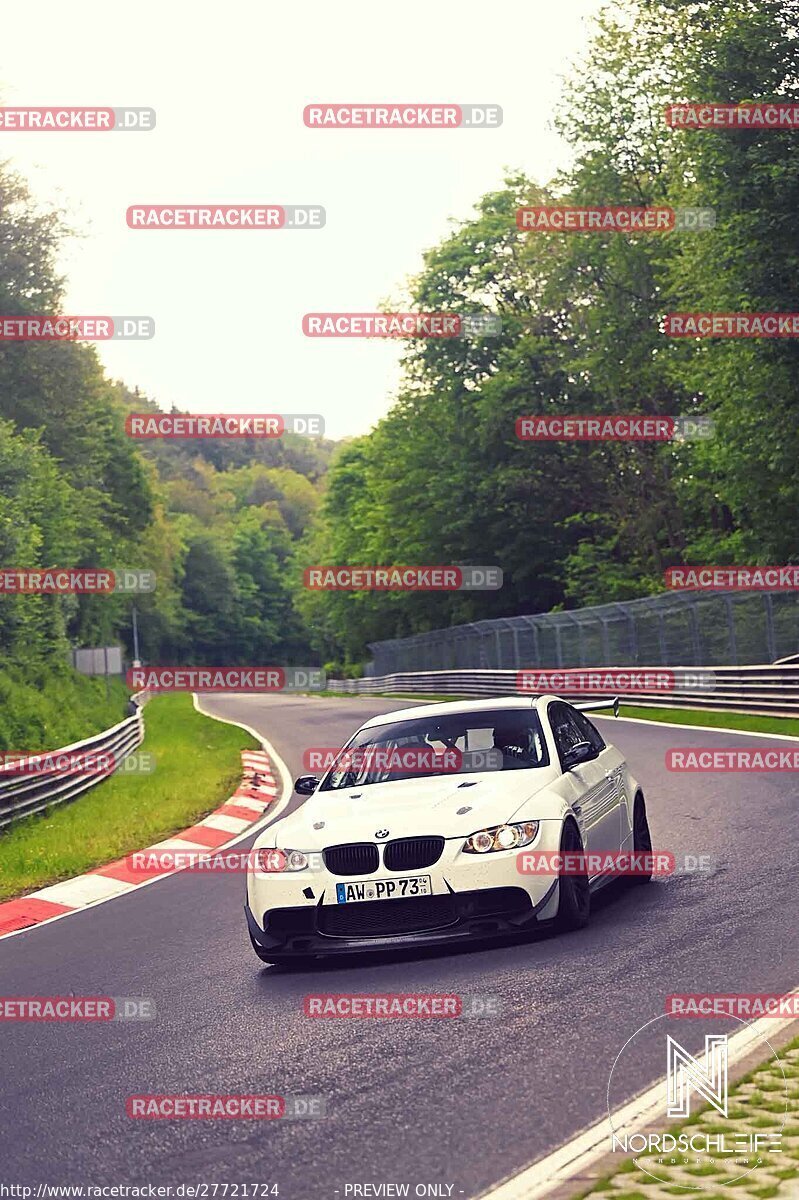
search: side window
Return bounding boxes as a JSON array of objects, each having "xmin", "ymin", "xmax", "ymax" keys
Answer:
[
  {"xmin": 549, "ymin": 703, "xmax": 587, "ymax": 763},
  {"xmin": 572, "ymin": 709, "xmax": 606, "ymax": 753}
]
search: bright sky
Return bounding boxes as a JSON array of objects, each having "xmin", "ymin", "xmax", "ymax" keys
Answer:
[{"xmin": 1, "ymin": 0, "xmax": 605, "ymax": 440}]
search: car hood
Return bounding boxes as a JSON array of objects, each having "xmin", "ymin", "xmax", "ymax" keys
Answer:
[{"xmin": 258, "ymin": 766, "xmax": 561, "ymax": 849}]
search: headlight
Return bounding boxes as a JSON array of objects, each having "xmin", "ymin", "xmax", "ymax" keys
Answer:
[
  {"xmin": 462, "ymin": 821, "xmax": 539, "ymax": 854},
  {"xmin": 254, "ymin": 848, "xmax": 309, "ymax": 872}
]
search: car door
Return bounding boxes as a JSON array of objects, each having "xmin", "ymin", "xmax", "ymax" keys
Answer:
[
  {"xmin": 573, "ymin": 700, "xmax": 628, "ymax": 854},
  {"xmin": 549, "ymin": 702, "xmax": 620, "ymax": 861},
  {"xmin": 571, "ymin": 707, "xmax": 623, "ymax": 854}
]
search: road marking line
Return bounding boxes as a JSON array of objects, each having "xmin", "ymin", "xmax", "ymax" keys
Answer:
[
  {"xmin": 231, "ymin": 793, "xmax": 271, "ymax": 810},
  {"xmin": 180, "ymin": 822, "xmax": 241, "ymax": 847},
  {"xmin": 217, "ymin": 802, "xmax": 267, "ymax": 820},
  {"xmin": 29, "ymin": 873, "xmax": 136, "ymax": 906},
  {"xmin": 148, "ymin": 836, "xmax": 211, "ymax": 851},
  {"xmin": 199, "ymin": 813, "xmax": 252, "ymax": 833}
]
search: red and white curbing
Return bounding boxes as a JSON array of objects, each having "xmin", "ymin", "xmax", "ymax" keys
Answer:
[{"xmin": 0, "ymin": 749, "xmax": 277, "ymax": 937}]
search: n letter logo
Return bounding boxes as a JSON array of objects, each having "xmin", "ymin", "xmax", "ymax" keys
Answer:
[{"xmin": 666, "ymin": 1034, "xmax": 728, "ymax": 1118}]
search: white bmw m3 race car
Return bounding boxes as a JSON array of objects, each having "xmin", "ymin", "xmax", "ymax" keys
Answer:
[{"xmin": 245, "ymin": 695, "xmax": 652, "ymax": 963}]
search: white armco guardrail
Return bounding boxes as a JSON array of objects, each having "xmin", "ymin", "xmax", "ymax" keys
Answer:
[
  {"xmin": 327, "ymin": 664, "xmax": 799, "ymax": 718},
  {"xmin": 0, "ymin": 702, "xmax": 145, "ymax": 830}
]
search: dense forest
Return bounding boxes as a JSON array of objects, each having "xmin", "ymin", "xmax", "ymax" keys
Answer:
[
  {"xmin": 1, "ymin": 0, "xmax": 798, "ymax": 696},
  {"xmin": 299, "ymin": 0, "xmax": 799, "ymax": 668},
  {"xmin": 0, "ymin": 171, "xmax": 335, "ymax": 696}
]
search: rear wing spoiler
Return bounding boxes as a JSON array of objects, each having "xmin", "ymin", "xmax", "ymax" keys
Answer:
[{"xmin": 574, "ymin": 696, "xmax": 620, "ymax": 718}]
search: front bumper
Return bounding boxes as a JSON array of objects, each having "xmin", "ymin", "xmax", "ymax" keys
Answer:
[{"xmin": 245, "ymin": 880, "xmax": 557, "ymax": 959}]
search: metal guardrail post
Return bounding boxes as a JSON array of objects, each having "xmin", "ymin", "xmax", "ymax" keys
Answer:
[
  {"xmin": 723, "ymin": 594, "xmax": 738, "ymax": 664},
  {"xmin": 689, "ymin": 603, "xmax": 702, "ymax": 665},
  {"xmin": 764, "ymin": 594, "xmax": 777, "ymax": 662},
  {"xmin": 554, "ymin": 623, "xmax": 563, "ymax": 668}
]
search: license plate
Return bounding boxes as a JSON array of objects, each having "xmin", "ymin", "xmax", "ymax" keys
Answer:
[{"xmin": 335, "ymin": 875, "xmax": 432, "ymax": 904}]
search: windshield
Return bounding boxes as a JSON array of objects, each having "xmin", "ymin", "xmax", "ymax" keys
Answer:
[{"xmin": 319, "ymin": 708, "xmax": 549, "ymax": 791}]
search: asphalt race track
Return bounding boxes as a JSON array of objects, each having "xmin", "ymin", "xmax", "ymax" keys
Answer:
[{"xmin": 1, "ymin": 694, "xmax": 797, "ymax": 1196}]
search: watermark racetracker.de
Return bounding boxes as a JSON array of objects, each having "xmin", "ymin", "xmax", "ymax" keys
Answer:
[
  {"xmin": 667, "ymin": 994, "xmax": 799, "ymax": 1019},
  {"xmin": 304, "ymin": 566, "xmax": 502, "ymax": 591},
  {"xmin": 666, "ymin": 565, "xmax": 799, "ymax": 590},
  {"xmin": 302, "ymin": 312, "xmax": 502, "ymax": 338},
  {"xmin": 516, "ymin": 415, "xmax": 714, "ymax": 441},
  {"xmin": 0, "ymin": 316, "xmax": 154, "ymax": 340},
  {"xmin": 126, "ymin": 1095, "xmax": 325, "ymax": 1119},
  {"xmin": 126, "ymin": 205, "xmax": 325, "ymax": 229},
  {"xmin": 516, "ymin": 206, "xmax": 715, "ymax": 232},
  {"xmin": 0, "ymin": 106, "xmax": 154, "ymax": 130},
  {"xmin": 126, "ymin": 667, "xmax": 326, "ymax": 692},
  {"xmin": 665, "ymin": 102, "xmax": 799, "ymax": 128},
  {"xmin": 0, "ymin": 751, "xmax": 155, "ymax": 779},
  {"xmin": 303, "ymin": 103, "xmax": 502, "ymax": 128},
  {"xmin": 0, "ymin": 996, "xmax": 155, "ymax": 1021},
  {"xmin": 665, "ymin": 313, "xmax": 799, "ymax": 337},
  {"xmin": 0, "ymin": 569, "xmax": 155, "ymax": 593},
  {"xmin": 303, "ymin": 994, "xmax": 502, "ymax": 1018},
  {"xmin": 125, "ymin": 413, "xmax": 324, "ymax": 437},
  {"xmin": 302, "ymin": 746, "xmax": 505, "ymax": 774},
  {"xmin": 516, "ymin": 668, "xmax": 716, "ymax": 694},
  {"xmin": 666, "ymin": 747, "xmax": 799, "ymax": 771}
]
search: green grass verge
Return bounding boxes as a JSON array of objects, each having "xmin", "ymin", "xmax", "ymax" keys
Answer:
[
  {"xmin": 0, "ymin": 666, "xmax": 130, "ymax": 753},
  {"xmin": 615, "ymin": 705, "xmax": 799, "ymax": 738},
  {"xmin": 313, "ymin": 692, "xmax": 799, "ymax": 738},
  {"xmin": 309, "ymin": 690, "xmax": 465, "ymax": 703},
  {"xmin": 0, "ymin": 693, "xmax": 259, "ymax": 901}
]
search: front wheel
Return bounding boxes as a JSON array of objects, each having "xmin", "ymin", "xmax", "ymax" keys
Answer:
[{"xmin": 555, "ymin": 821, "xmax": 591, "ymax": 931}]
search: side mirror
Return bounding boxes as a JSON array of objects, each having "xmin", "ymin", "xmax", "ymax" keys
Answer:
[
  {"xmin": 294, "ymin": 774, "xmax": 320, "ymax": 795},
  {"xmin": 562, "ymin": 741, "xmax": 595, "ymax": 771}
]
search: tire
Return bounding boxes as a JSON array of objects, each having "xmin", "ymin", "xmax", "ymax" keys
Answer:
[
  {"xmin": 555, "ymin": 820, "xmax": 591, "ymax": 931},
  {"xmin": 631, "ymin": 793, "xmax": 653, "ymax": 885}
]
